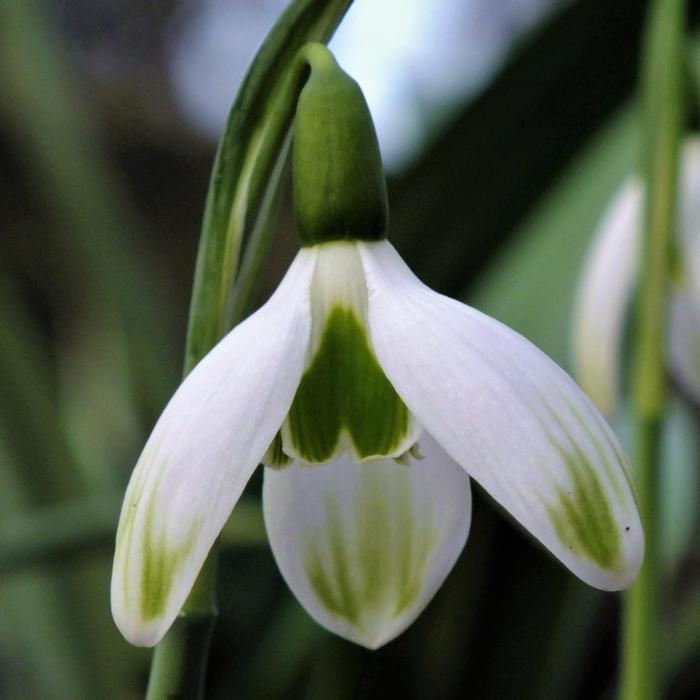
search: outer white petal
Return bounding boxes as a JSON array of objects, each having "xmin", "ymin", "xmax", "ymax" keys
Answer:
[
  {"xmin": 360, "ymin": 240, "xmax": 643, "ymax": 591},
  {"xmin": 669, "ymin": 289, "xmax": 700, "ymax": 403},
  {"xmin": 676, "ymin": 138, "xmax": 700, "ymax": 260},
  {"xmin": 571, "ymin": 179, "xmax": 642, "ymax": 415},
  {"xmin": 670, "ymin": 138, "xmax": 700, "ymax": 400},
  {"xmin": 263, "ymin": 433, "xmax": 471, "ymax": 649},
  {"xmin": 571, "ymin": 138, "xmax": 700, "ymax": 410},
  {"xmin": 111, "ymin": 249, "xmax": 317, "ymax": 646}
]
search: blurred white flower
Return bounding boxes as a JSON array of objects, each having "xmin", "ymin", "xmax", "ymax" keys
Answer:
[{"xmin": 573, "ymin": 138, "xmax": 700, "ymax": 414}]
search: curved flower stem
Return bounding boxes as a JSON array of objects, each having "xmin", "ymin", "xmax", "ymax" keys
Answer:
[
  {"xmin": 182, "ymin": 0, "xmax": 354, "ymax": 371},
  {"xmin": 622, "ymin": 0, "xmax": 683, "ymax": 698},
  {"xmin": 143, "ymin": 2, "xmax": 353, "ymax": 698}
]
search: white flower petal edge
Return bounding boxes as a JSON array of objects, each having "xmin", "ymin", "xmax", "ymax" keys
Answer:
[
  {"xmin": 572, "ymin": 138, "xmax": 700, "ymax": 414},
  {"xmin": 360, "ymin": 240, "xmax": 643, "ymax": 590},
  {"xmin": 263, "ymin": 432, "xmax": 471, "ymax": 649},
  {"xmin": 670, "ymin": 139, "xmax": 700, "ymax": 399},
  {"xmin": 571, "ymin": 179, "xmax": 642, "ymax": 416},
  {"xmin": 677, "ymin": 138, "xmax": 700, "ymax": 277},
  {"xmin": 669, "ymin": 290, "xmax": 700, "ymax": 403},
  {"xmin": 111, "ymin": 248, "xmax": 317, "ymax": 647}
]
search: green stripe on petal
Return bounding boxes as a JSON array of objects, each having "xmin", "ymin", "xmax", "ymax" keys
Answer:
[
  {"xmin": 558, "ymin": 392, "xmax": 632, "ymax": 502},
  {"xmin": 140, "ymin": 489, "xmax": 202, "ymax": 621},
  {"xmin": 360, "ymin": 239, "xmax": 643, "ymax": 591},
  {"xmin": 537, "ymin": 397, "xmax": 633, "ymax": 571},
  {"xmin": 284, "ymin": 307, "xmax": 415, "ymax": 462},
  {"xmin": 544, "ymin": 439, "xmax": 622, "ymax": 571},
  {"xmin": 302, "ymin": 467, "xmax": 435, "ymax": 627},
  {"xmin": 264, "ymin": 431, "xmax": 293, "ymax": 469},
  {"xmin": 262, "ymin": 434, "xmax": 471, "ymax": 649},
  {"xmin": 111, "ymin": 250, "xmax": 317, "ymax": 647},
  {"xmin": 115, "ymin": 455, "xmax": 203, "ymax": 622}
]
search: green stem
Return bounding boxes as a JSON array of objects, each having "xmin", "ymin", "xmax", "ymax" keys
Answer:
[
  {"xmin": 146, "ymin": 556, "xmax": 218, "ymax": 700},
  {"xmin": 182, "ymin": 0, "xmax": 354, "ymax": 372},
  {"xmin": 144, "ymin": 2, "xmax": 354, "ymax": 697},
  {"xmin": 622, "ymin": 0, "xmax": 683, "ymax": 698},
  {"xmin": 622, "ymin": 419, "xmax": 663, "ymax": 700}
]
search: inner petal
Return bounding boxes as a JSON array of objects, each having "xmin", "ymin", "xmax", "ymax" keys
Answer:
[{"xmin": 279, "ymin": 242, "xmax": 420, "ymax": 464}]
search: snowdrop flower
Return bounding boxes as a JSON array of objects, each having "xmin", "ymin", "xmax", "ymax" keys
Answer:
[
  {"xmin": 112, "ymin": 45, "xmax": 643, "ymax": 650},
  {"xmin": 573, "ymin": 138, "xmax": 700, "ymax": 415}
]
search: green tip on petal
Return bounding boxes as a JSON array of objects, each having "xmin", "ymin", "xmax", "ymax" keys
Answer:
[
  {"xmin": 302, "ymin": 471, "xmax": 436, "ymax": 643},
  {"xmin": 283, "ymin": 306, "xmax": 414, "ymax": 463},
  {"xmin": 293, "ymin": 43, "xmax": 388, "ymax": 246},
  {"xmin": 544, "ymin": 441, "xmax": 622, "ymax": 573},
  {"xmin": 111, "ymin": 250, "xmax": 318, "ymax": 647},
  {"xmin": 358, "ymin": 240, "xmax": 644, "ymax": 592},
  {"xmin": 263, "ymin": 434, "xmax": 471, "ymax": 649}
]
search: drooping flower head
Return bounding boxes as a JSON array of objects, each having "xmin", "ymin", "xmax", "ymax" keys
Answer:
[{"xmin": 112, "ymin": 44, "xmax": 643, "ymax": 650}]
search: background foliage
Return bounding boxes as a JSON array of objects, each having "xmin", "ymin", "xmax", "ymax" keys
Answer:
[{"xmin": 1, "ymin": 0, "xmax": 699, "ymax": 698}]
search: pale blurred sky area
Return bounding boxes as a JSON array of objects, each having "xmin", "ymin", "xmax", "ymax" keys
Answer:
[{"xmin": 167, "ymin": 0, "xmax": 563, "ymax": 170}]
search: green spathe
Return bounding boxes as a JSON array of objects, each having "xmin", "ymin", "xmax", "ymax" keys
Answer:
[
  {"xmin": 285, "ymin": 307, "xmax": 411, "ymax": 462},
  {"xmin": 293, "ymin": 44, "xmax": 388, "ymax": 245}
]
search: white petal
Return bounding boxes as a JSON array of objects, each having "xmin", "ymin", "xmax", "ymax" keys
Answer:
[
  {"xmin": 668, "ymin": 138, "xmax": 700, "ymax": 402},
  {"xmin": 668, "ymin": 289, "xmax": 700, "ymax": 403},
  {"xmin": 659, "ymin": 399, "xmax": 699, "ymax": 573},
  {"xmin": 571, "ymin": 138, "xmax": 700, "ymax": 414},
  {"xmin": 360, "ymin": 240, "xmax": 643, "ymax": 591},
  {"xmin": 571, "ymin": 179, "xmax": 642, "ymax": 415},
  {"xmin": 671, "ymin": 138, "xmax": 700, "ymax": 401},
  {"xmin": 676, "ymin": 137, "xmax": 700, "ymax": 259},
  {"xmin": 111, "ymin": 249, "xmax": 317, "ymax": 646},
  {"xmin": 263, "ymin": 433, "xmax": 471, "ymax": 649}
]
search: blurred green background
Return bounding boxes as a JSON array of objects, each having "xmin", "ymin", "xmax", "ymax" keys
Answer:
[{"xmin": 1, "ymin": 0, "xmax": 700, "ymax": 698}]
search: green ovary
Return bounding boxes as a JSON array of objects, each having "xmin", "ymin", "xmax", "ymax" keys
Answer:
[{"xmin": 285, "ymin": 307, "xmax": 412, "ymax": 463}]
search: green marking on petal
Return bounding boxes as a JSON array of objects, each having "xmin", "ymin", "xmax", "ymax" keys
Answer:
[
  {"xmin": 302, "ymin": 466, "xmax": 435, "ymax": 633},
  {"xmin": 116, "ymin": 441, "xmax": 160, "ymax": 555},
  {"xmin": 305, "ymin": 499, "xmax": 359, "ymax": 624},
  {"xmin": 264, "ymin": 431, "xmax": 293, "ymax": 469},
  {"xmin": 285, "ymin": 307, "xmax": 412, "ymax": 462},
  {"xmin": 544, "ymin": 434, "xmax": 622, "ymax": 571},
  {"xmin": 140, "ymin": 493, "xmax": 201, "ymax": 621},
  {"xmin": 558, "ymin": 392, "xmax": 631, "ymax": 503},
  {"xmin": 116, "ymin": 444, "xmax": 161, "ymax": 607},
  {"xmin": 529, "ymin": 396, "xmax": 631, "ymax": 571},
  {"xmin": 115, "ymin": 445, "xmax": 202, "ymax": 622}
]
